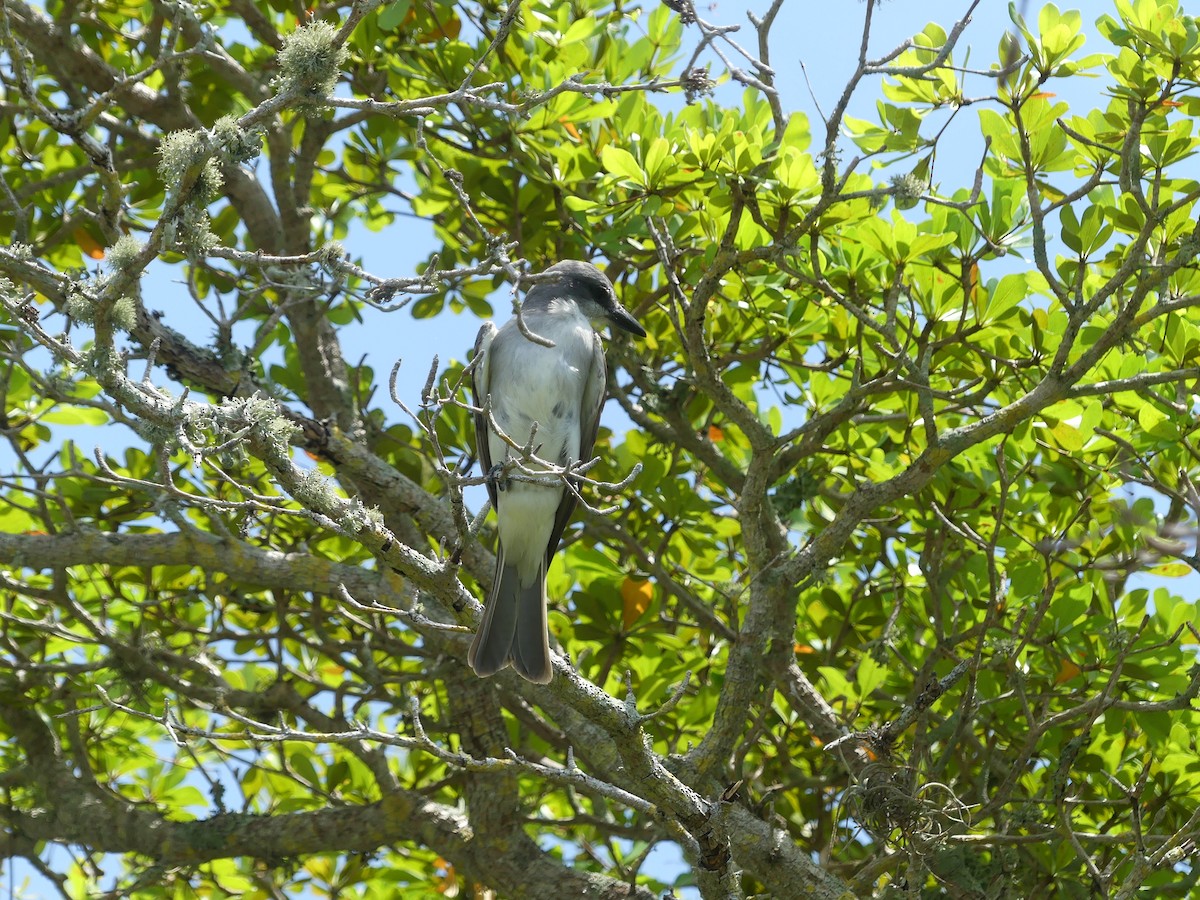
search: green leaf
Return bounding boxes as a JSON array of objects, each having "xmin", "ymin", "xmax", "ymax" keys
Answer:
[
  {"xmin": 600, "ymin": 144, "xmax": 645, "ymax": 186},
  {"xmin": 39, "ymin": 406, "xmax": 109, "ymax": 425},
  {"xmin": 983, "ymin": 273, "xmax": 1028, "ymax": 322},
  {"xmin": 378, "ymin": 0, "xmax": 412, "ymax": 30}
]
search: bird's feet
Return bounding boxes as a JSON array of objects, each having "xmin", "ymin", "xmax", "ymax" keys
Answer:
[{"xmin": 487, "ymin": 463, "xmax": 508, "ymax": 492}]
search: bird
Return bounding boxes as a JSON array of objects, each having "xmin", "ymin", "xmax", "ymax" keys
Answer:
[{"xmin": 468, "ymin": 260, "xmax": 646, "ymax": 683}]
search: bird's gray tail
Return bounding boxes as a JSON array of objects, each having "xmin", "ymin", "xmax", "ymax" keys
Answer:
[{"xmin": 468, "ymin": 548, "xmax": 552, "ymax": 683}]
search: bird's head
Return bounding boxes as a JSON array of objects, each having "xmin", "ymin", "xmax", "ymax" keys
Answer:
[{"xmin": 536, "ymin": 260, "xmax": 647, "ymax": 338}]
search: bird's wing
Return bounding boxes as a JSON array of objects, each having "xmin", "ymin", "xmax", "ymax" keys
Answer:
[
  {"xmin": 472, "ymin": 321, "xmax": 499, "ymax": 510},
  {"xmin": 545, "ymin": 334, "xmax": 606, "ymax": 565},
  {"xmin": 577, "ymin": 333, "xmax": 607, "ymax": 467}
]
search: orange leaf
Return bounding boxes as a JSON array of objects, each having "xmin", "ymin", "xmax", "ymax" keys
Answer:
[
  {"xmin": 794, "ymin": 643, "xmax": 816, "ymax": 655},
  {"xmin": 559, "ymin": 116, "xmax": 581, "ymax": 141},
  {"xmin": 1159, "ymin": 99, "xmax": 1184, "ymax": 108},
  {"xmin": 1031, "ymin": 91, "xmax": 1057, "ymax": 99},
  {"xmin": 707, "ymin": 424, "xmax": 724, "ymax": 442},
  {"xmin": 621, "ymin": 577, "xmax": 653, "ymax": 629},
  {"xmin": 417, "ymin": 14, "xmax": 461, "ymax": 42},
  {"xmin": 74, "ymin": 227, "xmax": 105, "ymax": 260},
  {"xmin": 1055, "ymin": 659, "xmax": 1082, "ymax": 684},
  {"xmin": 433, "ymin": 857, "xmax": 457, "ymax": 894}
]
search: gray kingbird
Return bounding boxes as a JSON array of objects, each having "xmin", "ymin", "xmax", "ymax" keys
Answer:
[{"xmin": 468, "ymin": 260, "xmax": 646, "ymax": 683}]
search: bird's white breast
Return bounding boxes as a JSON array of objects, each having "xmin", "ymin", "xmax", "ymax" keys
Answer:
[{"xmin": 487, "ymin": 304, "xmax": 597, "ymax": 469}]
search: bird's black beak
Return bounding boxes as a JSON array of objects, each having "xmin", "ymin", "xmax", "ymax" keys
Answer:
[{"xmin": 608, "ymin": 305, "xmax": 646, "ymax": 338}]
